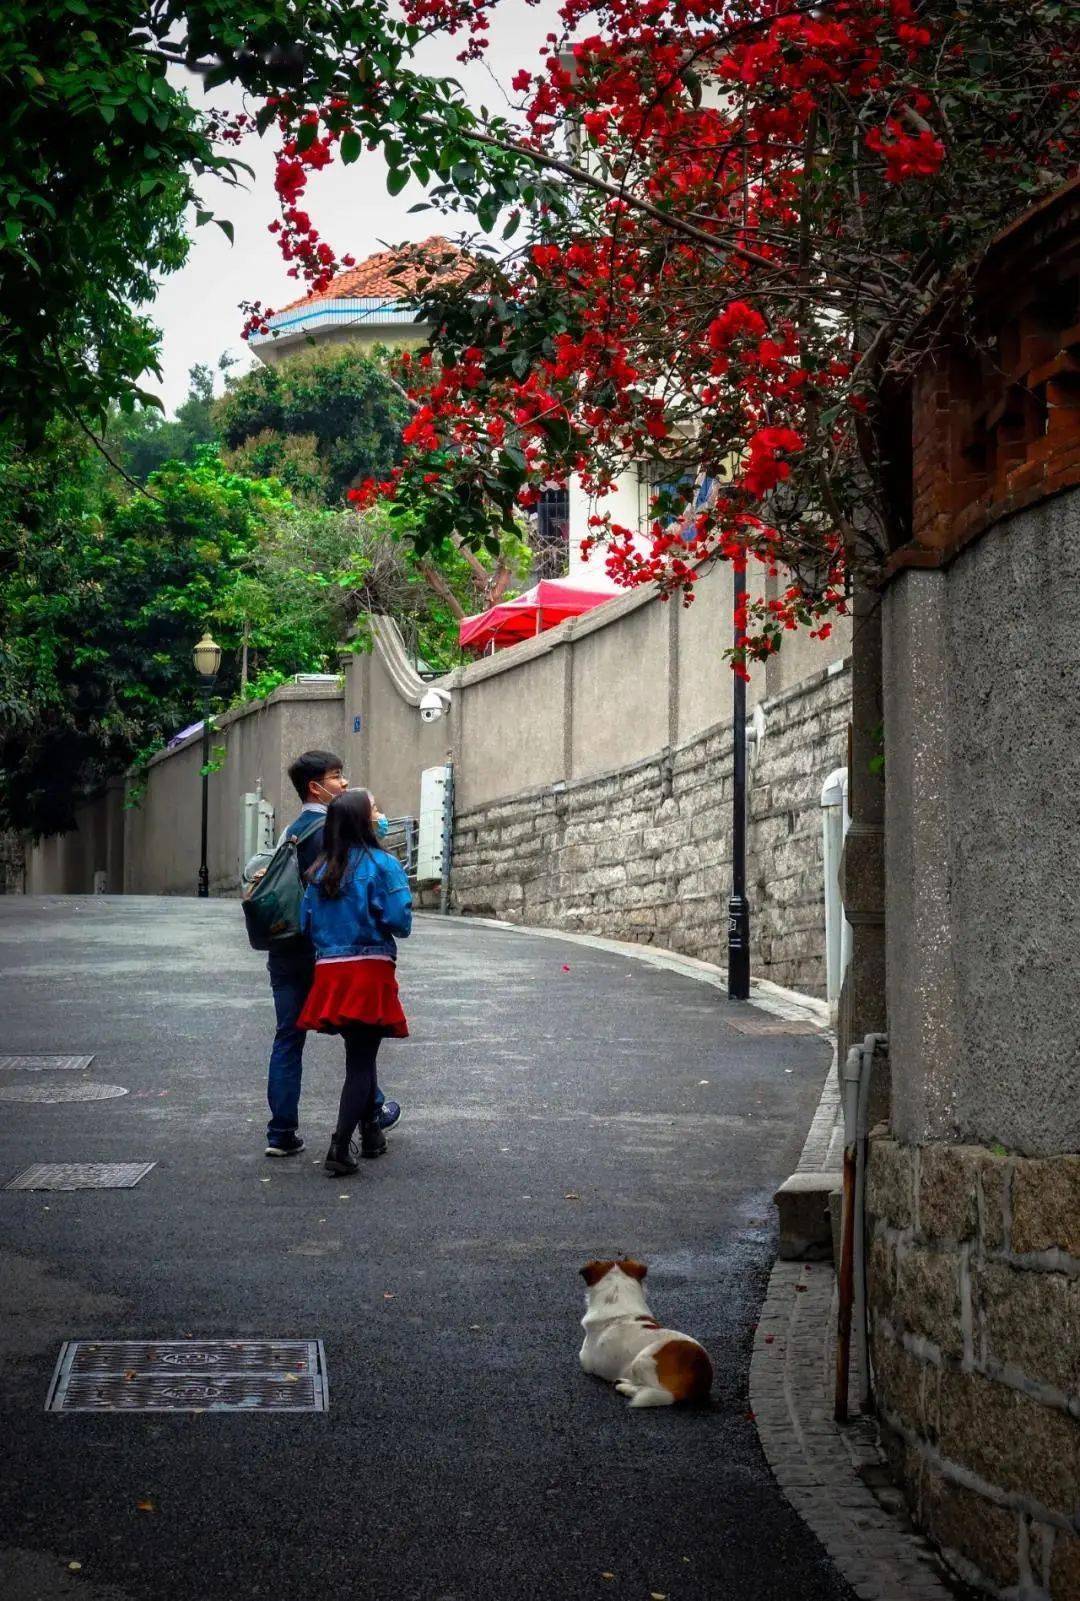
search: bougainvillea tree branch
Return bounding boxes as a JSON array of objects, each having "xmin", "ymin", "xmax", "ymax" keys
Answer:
[{"xmin": 235, "ymin": 0, "xmax": 1077, "ymax": 664}]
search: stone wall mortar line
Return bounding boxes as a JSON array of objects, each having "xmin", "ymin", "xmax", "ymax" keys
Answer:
[
  {"xmin": 874, "ymin": 1309, "xmax": 1080, "ymax": 1418},
  {"xmin": 877, "ymin": 1403, "xmax": 1078, "ymax": 1537}
]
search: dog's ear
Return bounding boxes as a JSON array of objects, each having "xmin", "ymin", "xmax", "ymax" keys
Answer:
[
  {"xmin": 619, "ymin": 1258, "xmax": 648, "ymax": 1281},
  {"xmin": 580, "ymin": 1259, "xmax": 615, "ymax": 1286}
]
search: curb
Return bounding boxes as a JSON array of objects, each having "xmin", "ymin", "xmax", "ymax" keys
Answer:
[
  {"xmin": 751, "ymin": 1062, "xmax": 956, "ymax": 1601},
  {"xmin": 417, "ymin": 911, "xmax": 832, "ymax": 1029},
  {"xmin": 750, "ymin": 1264, "xmax": 956, "ymax": 1601}
]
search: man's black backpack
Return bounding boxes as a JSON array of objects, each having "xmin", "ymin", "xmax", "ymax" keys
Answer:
[{"xmin": 241, "ymin": 817, "xmax": 323, "ymax": 951}]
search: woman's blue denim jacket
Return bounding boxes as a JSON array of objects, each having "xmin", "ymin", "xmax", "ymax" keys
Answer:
[{"xmin": 300, "ymin": 846, "xmax": 413, "ymax": 960}]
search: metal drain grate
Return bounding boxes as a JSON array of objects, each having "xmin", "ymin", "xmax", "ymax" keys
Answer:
[
  {"xmin": 46, "ymin": 1340, "xmax": 329, "ymax": 1412},
  {"xmin": 6, "ymin": 1162, "xmax": 155, "ymax": 1191},
  {"xmin": 0, "ymin": 1055, "xmax": 96, "ymax": 1071},
  {"xmin": 0, "ymin": 1082, "xmax": 127, "ymax": 1104}
]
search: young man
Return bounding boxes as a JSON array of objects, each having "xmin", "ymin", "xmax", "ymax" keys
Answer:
[{"xmin": 265, "ymin": 749, "xmax": 402, "ymax": 1156}]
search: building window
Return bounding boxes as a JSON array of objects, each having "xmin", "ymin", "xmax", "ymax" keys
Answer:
[{"xmin": 532, "ymin": 487, "xmax": 570, "ymax": 579}]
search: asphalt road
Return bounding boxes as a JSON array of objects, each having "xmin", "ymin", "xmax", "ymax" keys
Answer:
[{"xmin": 0, "ymin": 896, "xmax": 853, "ymax": 1601}]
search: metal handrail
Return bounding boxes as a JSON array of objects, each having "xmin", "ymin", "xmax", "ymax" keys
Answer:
[{"xmin": 383, "ymin": 816, "xmax": 419, "ymax": 876}]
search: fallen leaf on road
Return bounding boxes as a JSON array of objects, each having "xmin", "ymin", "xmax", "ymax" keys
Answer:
[
  {"xmin": 339, "ymin": 1194, "xmax": 349, "ymax": 1200},
  {"xmin": 383, "ymin": 1292, "xmax": 395, "ymax": 1301},
  {"xmin": 123, "ymin": 1371, "xmax": 137, "ymax": 1381},
  {"xmin": 600, "ymin": 1574, "xmax": 615, "ymax": 1582},
  {"xmin": 135, "ymin": 1499, "xmax": 155, "ymax": 1513},
  {"xmin": 261, "ymin": 1177, "xmax": 271, "ymax": 1183},
  {"xmin": 469, "ymin": 1325, "xmax": 481, "ymax": 1331},
  {"xmin": 651, "ymin": 1592, "xmax": 668, "ymax": 1598},
  {"xmin": 764, "ymin": 1334, "xmax": 775, "ymax": 1344},
  {"xmin": 564, "ymin": 1192, "xmax": 581, "ymax": 1201},
  {"xmin": 68, "ymin": 1562, "xmax": 82, "ymax": 1572},
  {"xmin": 283, "ymin": 1374, "xmax": 298, "ymax": 1383},
  {"xmin": 562, "ymin": 964, "xmax": 571, "ymax": 972}
]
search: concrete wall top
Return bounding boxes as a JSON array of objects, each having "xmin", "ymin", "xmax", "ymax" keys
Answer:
[{"xmin": 349, "ymin": 549, "xmax": 848, "ymax": 819}]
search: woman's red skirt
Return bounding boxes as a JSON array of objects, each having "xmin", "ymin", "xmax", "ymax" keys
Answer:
[{"xmin": 297, "ymin": 955, "xmax": 409, "ymax": 1037}]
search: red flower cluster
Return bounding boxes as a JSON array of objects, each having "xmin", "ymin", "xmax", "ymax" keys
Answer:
[{"xmin": 865, "ymin": 119, "xmax": 946, "ymax": 183}]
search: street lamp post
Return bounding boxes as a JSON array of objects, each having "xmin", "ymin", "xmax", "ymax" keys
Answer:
[
  {"xmin": 192, "ymin": 630, "xmax": 222, "ymax": 899},
  {"xmin": 727, "ymin": 564, "xmax": 751, "ymax": 1000}
]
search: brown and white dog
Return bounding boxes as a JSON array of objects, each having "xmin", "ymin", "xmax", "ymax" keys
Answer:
[{"xmin": 578, "ymin": 1258, "xmax": 714, "ymax": 1408}]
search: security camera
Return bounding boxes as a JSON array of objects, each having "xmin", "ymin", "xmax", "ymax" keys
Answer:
[{"xmin": 419, "ymin": 688, "xmax": 451, "ymax": 724}]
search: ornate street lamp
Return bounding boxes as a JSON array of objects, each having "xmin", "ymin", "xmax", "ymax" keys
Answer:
[{"xmin": 193, "ymin": 630, "xmax": 221, "ymax": 898}]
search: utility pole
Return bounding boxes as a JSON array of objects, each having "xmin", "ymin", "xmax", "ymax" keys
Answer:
[{"xmin": 727, "ymin": 563, "xmax": 751, "ymax": 999}]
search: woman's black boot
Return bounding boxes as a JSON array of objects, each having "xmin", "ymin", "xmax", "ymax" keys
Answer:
[
  {"xmin": 325, "ymin": 1133, "xmax": 359, "ymax": 1175},
  {"xmin": 360, "ymin": 1120, "xmax": 387, "ymax": 1159}
]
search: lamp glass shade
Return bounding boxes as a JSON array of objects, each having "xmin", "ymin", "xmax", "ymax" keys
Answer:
[{"xmin": 193, "ymin": 631, "xmax": 222, "ymax": 679}]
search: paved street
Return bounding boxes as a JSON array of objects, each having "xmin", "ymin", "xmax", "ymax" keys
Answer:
[{"xmin": 0, "ymin": 897, "xmax": 854, "ymax": 1601}]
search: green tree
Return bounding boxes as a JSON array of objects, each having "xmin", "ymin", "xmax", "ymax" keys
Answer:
[
  {"xmin": 0, "ymin": 440, "xmax": 317, "ymax": 835},
  {"xmin": 105, "ymin": 362, "xmax": 225, "ymax": 483},
  {"xmin": 217, "ymin": 343, "xmax": 534, "ymax": 627},
  {"xmin": 215, "ymin": 345, "xmax": 408, "ymax": 504}
]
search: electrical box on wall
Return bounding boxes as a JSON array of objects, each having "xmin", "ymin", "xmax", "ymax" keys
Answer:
[
  {"xmin": 240, "ymin": 787, "xmax": 275, "ymax": 872},
  {"xmin": 416, "ymin": 766, "xmax": 450, "ymax": 882}
]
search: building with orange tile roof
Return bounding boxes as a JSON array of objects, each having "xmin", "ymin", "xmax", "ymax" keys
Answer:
[{"xmin": 250, "ymin": 236, "xmax": 469, "ymax": 365}]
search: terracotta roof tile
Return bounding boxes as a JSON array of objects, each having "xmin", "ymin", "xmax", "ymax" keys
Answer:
[{"xmin": 274, "ymin": 236, "xmax": 471, "ymax": 316}]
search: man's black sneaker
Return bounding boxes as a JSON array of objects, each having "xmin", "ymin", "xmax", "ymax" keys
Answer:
[
  {"xmin": 325, "ymin": 1134, "xmax": 359, "ymax": 1176},
  {"xmin": 377, "ymin": 1100, "xmax": 402, "ymax": 1133},
  {"xmin": 265, "ymin": 1133, "xmax": 305, "ymax": 1157},
  {"xmin": 360, "ymin": 1120, "xmax": 387, "ymax": 1159}
]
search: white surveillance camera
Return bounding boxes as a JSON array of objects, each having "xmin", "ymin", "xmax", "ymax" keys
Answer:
[{"xmin": 419, "ymin": 687, "xmax": 451, "ymax": 724}]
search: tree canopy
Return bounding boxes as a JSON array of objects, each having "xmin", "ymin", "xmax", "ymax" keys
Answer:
[
  {"xmin": 3, "ymin": 1, "xmax": 1076, "ymax": 670},
  {"xmin": 215, "ymin": 344, "xmax": 409, "ymax": 504}
]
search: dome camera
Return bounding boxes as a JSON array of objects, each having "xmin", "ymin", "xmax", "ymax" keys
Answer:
[{"xmin": 419, "ymin": 687, "xmax": 451, "ymax": 724}]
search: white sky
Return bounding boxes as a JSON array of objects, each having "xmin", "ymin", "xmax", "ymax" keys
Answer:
[{"xmin": 149, "ymin": 2, "xmax": 555, "ymax": 412}]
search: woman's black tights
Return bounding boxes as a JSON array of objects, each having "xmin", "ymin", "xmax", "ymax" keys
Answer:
[{"xmin": 336, "ymin": 1025, "xmax": 382, "ymax": 1141}]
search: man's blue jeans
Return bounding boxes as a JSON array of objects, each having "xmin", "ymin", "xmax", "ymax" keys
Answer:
[{"xmin": 266, "ymin": 954, "xmax": 383, "ymax": 1144}]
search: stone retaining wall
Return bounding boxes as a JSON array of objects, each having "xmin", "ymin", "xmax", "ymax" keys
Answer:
[
  {"xmin": 867, "ymin": 1136, "xmax": 1080, "ymax": 1597},
  {"xmin": 450, "ymin": 659, "xmax": 850, "ymax": 994}
]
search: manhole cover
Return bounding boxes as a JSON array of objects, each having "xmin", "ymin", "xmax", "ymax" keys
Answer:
[
  {"xmin": 6, "ymin": 1162, "xmax": 155, "ymax": 1191},
  {"xmin": 0, "ymin": 1055, "xmax": 95, "ymax": 1071},
  {"xmin": 725, "ymin": 1017, "xmax": 823, "ymax": 1036},
  {"xmin": 46, "ymin": 1340, "xmax": 329, "ymax": 1412},
  {"xmin": 0, "ymin": 1083, "xmax": 127, "ymax": 1104}
]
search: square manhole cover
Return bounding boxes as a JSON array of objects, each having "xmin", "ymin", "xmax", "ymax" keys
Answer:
[
  {"xmin": 724, "ymin": 1016, "xmax": 823, "ymax": 1036},
  {"xmin": 0, "ymin": 1055, "xmax": 96, "ymax": 1071},
  {"xmin": 46, "ymin": 1340, "xmax": 329, "ymax": 1412},
  {"xmin": 6, "ymin": 1162, "xmax": 155, "ymax": 1191}
]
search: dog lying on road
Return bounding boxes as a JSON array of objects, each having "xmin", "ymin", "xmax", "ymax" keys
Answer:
[{"xmin": 578, "ymin": 1258, "xmax": 714, "ymax": 1408}]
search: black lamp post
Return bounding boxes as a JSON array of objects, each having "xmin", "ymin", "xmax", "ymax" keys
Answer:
[
  {"xmin": 193, "ymin": 630, "xmax": 222, "ymax": 898},
  {"xmin": 727, "ymin": 564, "xmax": 751, "ymax": 1000}
]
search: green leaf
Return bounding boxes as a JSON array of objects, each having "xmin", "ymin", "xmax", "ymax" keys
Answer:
[
  {"xmin": 214, "ymin": 218, "xmax": 235, "ymax": 245},
  {"xmin": 387, "ymin": 168, "xmax": 410, "ymax": 196},
  {"xmin": 340, "ymin": 130, "xmax": 362, "ymax": 165}
]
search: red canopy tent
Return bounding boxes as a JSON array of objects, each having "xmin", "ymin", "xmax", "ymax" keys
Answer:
[{"xmin": 458, "ymin": 573, "xmax": 622, "ymax": 652}]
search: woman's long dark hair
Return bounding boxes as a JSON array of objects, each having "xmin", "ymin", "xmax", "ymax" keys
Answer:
[{"xmin": 312, "ymin": 789, "xmax": 379, "ymax": 899}]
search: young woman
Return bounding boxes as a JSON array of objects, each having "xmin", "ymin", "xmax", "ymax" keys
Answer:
[{"xmin": 296, "ymin": 789, "xmax": 413, "ymax": 1176}]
